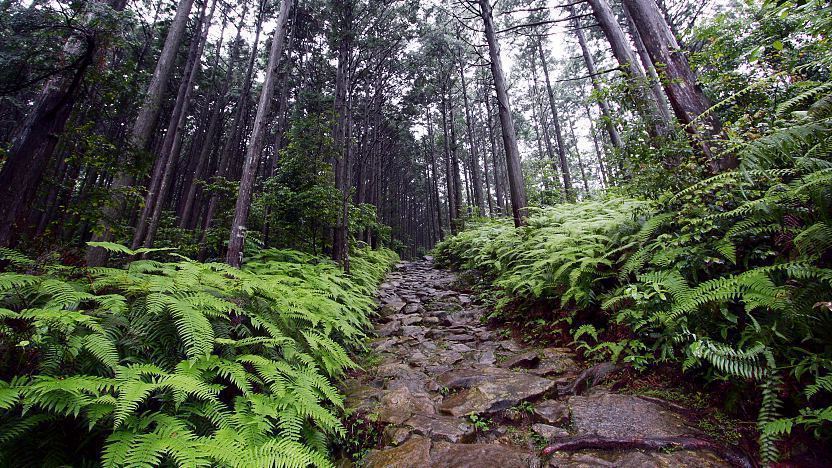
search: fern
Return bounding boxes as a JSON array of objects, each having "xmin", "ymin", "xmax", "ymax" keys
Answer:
[
  {"xmin": 0, "ymin": 243, "xmax": 397, "ymax": 466},
  {"xmin": 433, "ymin": 34, "xmax": 832, "ymax": 463}
]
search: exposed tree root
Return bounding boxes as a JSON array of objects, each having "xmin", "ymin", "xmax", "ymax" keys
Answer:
[
  {"xmin": 541, "ymin": 435, "xmax": 756, "ymax": 468},
  {"xmin": 558, "ymin": 361, "xmax": 620, "ymax": 395}
]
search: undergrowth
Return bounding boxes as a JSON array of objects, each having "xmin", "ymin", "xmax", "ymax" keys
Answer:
[
  {"xmin": 436, "ymin": 80, "xmax": 832, "ymax": 462},
  {"xmin": 0, "ymin": 243, "xmax": 397, "ymax": 467}
]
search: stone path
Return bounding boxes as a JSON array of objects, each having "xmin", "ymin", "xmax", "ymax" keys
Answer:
[{"xmin": 343, "ymin": 260, "xmax": 746, "ymax": 467}]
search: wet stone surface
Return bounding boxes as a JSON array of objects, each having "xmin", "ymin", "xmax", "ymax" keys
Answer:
[{"xmin": 342, "ymin": 260, "xmax": 734, "ymax": 467}]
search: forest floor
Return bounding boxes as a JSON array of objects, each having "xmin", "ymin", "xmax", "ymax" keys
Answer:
[{"xmin": 339, "ymin": 259, "xmax": 753, "ymax": 467}]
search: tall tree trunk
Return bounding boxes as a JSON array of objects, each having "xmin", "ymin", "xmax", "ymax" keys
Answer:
[
  {"xmin": 0, "ymin": 0, "xmax": 125, "ymax": 247},
  {"xmin": 623, "ymin": 0, "xmax": 737, "ymax": 172},
  {"xmin": 529, "ymin": 74, "xmax": 552, "ymax": 197},
  {"xmin": 226, "ymin": 0, "xmax": 293, "ymax": 267},
  {"xmin": 571, "ymin": 6, "xmax": 623, "ymax": 150},
  {"xmin": 427, "ymin": 111, "xmax": 444, "ymax": 241},
  {"xmin": 440, "ymin": 88, "xmax": 457, "ymax": 230},
  {"xmin": 585, "ymin": 0, "xmax": 672, "ymax": 140},
  {"xmin": 530, "ymin": 52, "xmax": 563, "ymax": 196},
  {"xmin": 585, "ymin": 104, "xmax": 610, "ymax": 186},
  {"xmin": 180, "ymin": 2, "xmax": 247, "ymax": 229},
  {"xmin": 459, "ymin": 63, "xmax": 484, "ymax": 215},
  {"xmin": 331, "ymin": 0, "xmax": 353, "ymax": 271},
  {"xmin": 475, "ymin": 94, "xmax": 494, "ymax": 216},
  {"xmin": 261, "ymin": 3, "xmax": 299, "ymax": 245},
  {"xmin": 569, "ymin": 120, "xmax": 591, "ymax": 194},
  {"xmin": 449, "ymin": 103, "xmax": 464, "ymax": 230},
  {"xmin": 133, "ymin": 0, "xmax": 214, "ymax": 248},
  {"xmin": 483, "ymin": 91, "xmax": 504, "ymax": 214},
  {"xmin": 87, "ymin": 0, "xmax": 196, "ymax": 265},
  {"xmin": 536, "ymin": 40, "xmax": 574, "ymax": 202},
  {"xmin": 479, "ymin": 0, "xmax": 527, "ymax": 227},
  {"xmin": 142, "ymin": 0, "xmax": 217, "ymax": 249},
  {"xmin": 201, "ymin": 0, "xmax": 265, "ymax": 248},
  {"xmin": 622, "ymin": 1, "xmax": 674, "ymax": 124}
]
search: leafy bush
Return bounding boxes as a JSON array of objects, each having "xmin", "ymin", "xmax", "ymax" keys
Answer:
[
  {"xmin": 436, "ymin": 82, "xmax": 832, "ymax": 462},
  {"xmin": 0, "ymin": 243, "xmax": 397, "ymax": 466}
]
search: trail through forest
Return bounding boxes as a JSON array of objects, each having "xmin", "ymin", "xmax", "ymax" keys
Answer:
[{"xmin": 343, "ymin": 260, "xmax": 751, "ymax": 467}]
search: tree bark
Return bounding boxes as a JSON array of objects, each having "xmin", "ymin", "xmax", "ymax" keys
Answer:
[
  {"xmin": 201, "ymin": 0, "xmax": 265, "ymax": 249},
  {"xmin": 132, "ymin": 0, "xmax": 214, "ymax": 249},
  {"xmin": 87, "ymin": 0, "xmax": 196, "ymax": 265},
  {"xmin": 331, "ymin": 0, "xmax": 353, "ymax": 271},
  {"xmin": 142, "ymin": 0, "xmax": 217, "ymax": 249},
  {"xmin": 427, "ymin": 111, "xmax": 444, "ymax": 241},
  {"xmin": 459, "ymin": 62, "xmax": 485, "ymax": 215},
  {"xmin": 529, "ymin": 57, "xmax": 559, "ymax": 194},
  {"xmin": 585, "ymin": 0, "xmax": 671, "ymax": 140},
  {"xmin": 0, "ymin": 0, "xmax": 125, "ymax": 247},
  {"xmin": 475, "ymin": 93, "xmax": 494, "ymax": 216},
  {"xmin": 622, "ymin": 1, "xmax": 674, "ymax": 124},
  {"xmin": 226, "ymin": 0, "xmax": 293, "ymax": 267},
  {"xmin": 483, "ymin": 91, "xmax": 504, "ymax": 214},
  {"xmin": 440, "ymin": 87, "xmax": 457, "ymax": 230},
  {"xmin": 585, "ymin": 104, "xmax": 609, "ymax": 186},
  {"xmin": 622, "ymin": 0, "xmax": 737, "ymax": 172},
  {"xmin": 449, "ymin": 103, "xmax": 464, "ymax": 229},
  {"xmin": 536, "ymin": 40, "xmax": 574, "ymax": 202},
  {"xmin": 569, "ymin": 120, "xmax": 591, "ymax": 194},
  {"xmin": 180, "ymin": 2, "xmax": 247, "ymax": 229},
  {"xmin": 479, "ymin": 0, "xmax": 527, "ymax": 227},
  {"xmin": 571, "ymin": 6, "xmax": 623, "ymax": 150}
]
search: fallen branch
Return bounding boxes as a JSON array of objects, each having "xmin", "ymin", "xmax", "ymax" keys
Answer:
[{"xmin": 541, "ymin": 435, "xmax": 756, "ymax": 468}]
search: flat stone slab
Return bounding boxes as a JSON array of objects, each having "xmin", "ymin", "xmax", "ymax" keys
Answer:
[
  {"xmin": 532, "ymin": 423, "xmax": 569, "ymax": 440},
  {"xmin": 364, "ymin": 436, "xmax": 432, "ymax": 468},
  {"xmin": 430, "ymin": 441, "xmax": 535, "ymax": 467},
  {"xmin": 529, "ymin": 348, "xmax": 579, "ymax": 377},
  {"xmin": 534, "ymin": 399, "xmax": 569, "ymax": 425},
  {"xmin": 380, "ymin": 299, "xmax": 406, "ymax": 316},
  {"xmin": 439, "ymin": 370, "xmax": 556, "ymax": 415},
  {"xmin": 437, "ymin": 367, "xmax": 513, "ymax": 389},
  {"xmin": 366, "ymin": 437, "xmax": 535, "ymax": 468},
  {"xmin": 568, "ymin": 392, "xmax": 696, "ymax": 439},
  {"xmin": 404, "ymin": 413, "xmax": 475, "ymax": 443},
  {"xmin": 546, "ymin": 449, "xmax": 730, "ymax": 467},
  {"xmin": 376, "ymin": 387, "xmax": 435, "ymax": 425},
  {"xmin": 344, "ymin": 383, "xmax": 383, "ymax": 412},
  {"xmin": 377, "ymin": 320, "xmax": 401, "ymax": 337},
  {"xmin": 401, "ymin": 315, "xmax": 422, "ymax": 325},
  {"xmin": 500, "ymin": 350, "xmax": 540, "ymax": 369},
  {"xmin": 401, "ymin": 325, "xmax": 426, "ymax": 337},
  {"xmin": 438, "ymin": 387, "xmax": 494, "ymax": 416}
]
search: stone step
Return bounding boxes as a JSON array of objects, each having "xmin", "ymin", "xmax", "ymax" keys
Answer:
[{"xmin": 341, "ymin": 260, "xmax": 735, "ymax": 468}]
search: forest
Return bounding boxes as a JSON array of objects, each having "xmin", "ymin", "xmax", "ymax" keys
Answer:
[{"xmin": 0, "ymin": 0, "xmax": 830, "ymax": 465}]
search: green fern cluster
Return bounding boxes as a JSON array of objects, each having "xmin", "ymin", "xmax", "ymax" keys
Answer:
[
  {"xmin": 0, "ymin": 244, "xmax": 397, "ymax": 466},
  {"xmin": 436, "ymin": 198, "xmax": 651, "ymax": 309},
  {"xmin": 436, "ymin": 81, "xmax": 832, "ymax": 462}
]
